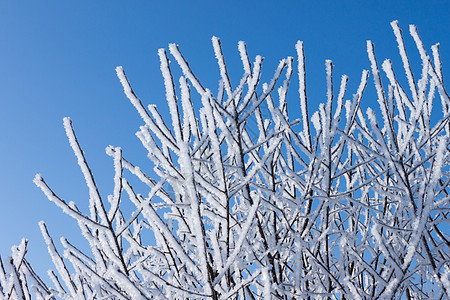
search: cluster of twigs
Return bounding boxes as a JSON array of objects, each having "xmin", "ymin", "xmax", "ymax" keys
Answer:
[{"xmin": 1, "ymin": 21, "xmax": 449, "ymax": 299}]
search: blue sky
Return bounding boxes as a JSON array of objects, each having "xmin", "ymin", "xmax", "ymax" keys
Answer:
[{"xmin": 1, "ymin": 0, "xmax": 449, "ymax": 279}]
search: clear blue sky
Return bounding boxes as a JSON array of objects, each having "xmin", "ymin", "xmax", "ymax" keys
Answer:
[{"xmin": 1, "ymin": 0, "xmax": 449, "ymax": 279}]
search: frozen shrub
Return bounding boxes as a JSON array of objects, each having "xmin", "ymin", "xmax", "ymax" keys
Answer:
[{"xmin": 2, "ymin": 21, "xmax": 449, "ymax": 299}]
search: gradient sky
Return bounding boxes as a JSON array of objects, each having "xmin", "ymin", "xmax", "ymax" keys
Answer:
[{"xmin": 1, "ymin": 0, "xmax": 449, "ymax": 280}]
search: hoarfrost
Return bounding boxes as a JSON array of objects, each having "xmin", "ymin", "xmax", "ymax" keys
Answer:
[{"xmin": 6, "ymin": 21, "xmax": 449, "ymax": 299}]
